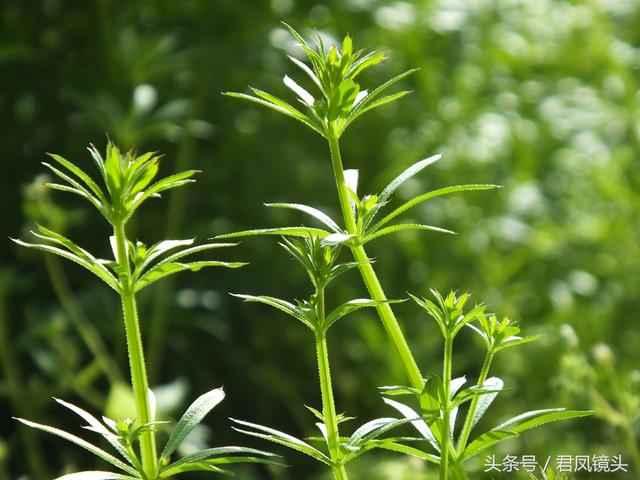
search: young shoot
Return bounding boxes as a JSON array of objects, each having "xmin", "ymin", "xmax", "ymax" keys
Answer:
[
  {"xmin": 12, "ymin": 142, "xmax": 274, "ymax": 479},
  {"xmin": 379, "ymin": 290, "xmax": 593, "ymax": 479},
  {"xmin": 232, "ymin": 236, "xmax": 414, "ymax": 480},
  {"xmin": 223, "ymin": 24, "xmax": 499, "ymax": 391}
]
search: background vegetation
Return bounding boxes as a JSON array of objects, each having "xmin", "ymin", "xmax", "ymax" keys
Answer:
[{"xmin": 1, "ymin": 0, "xmax": 638, "ymax": 478}]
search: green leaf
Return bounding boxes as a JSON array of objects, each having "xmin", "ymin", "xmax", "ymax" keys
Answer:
[
  {"xmin": 288, "ymin": 55, "xmax": 322, "ymax": 89},
  {"xmin": 231, "ymin": 419, "xmax": 332, "ymax": 465},
  {"xmin": 11, "ymin": 237, "xmax": 120, "ymax": 292},
  {"xmin": 251, "ymin": 87, "xmax": 319, "ymax": 127},
  {"xmin": 223, "ymin": 92, "xmax": 324, "ymax": 136},
  {"xmin": 378, "ymin": 154, "xmax": 442, "ymax": 205},
  {"xmin": 46, "ymin": 153, "xmax": 108, "ymax": 205},
  {"xmin": 494, "ymin": 335, "xmax": 541, "ymax": 352},
  {"xmin": 346, "ymin": 90, "xmax": 411, "ymax": 126},
  {"xmin": 265, "ymin": 203, "xmax": 341, "ymax": 233},
  {"xmin": 42, "ymin": 162, "xmax": 106, "ymax": 215},
  {"xmin": 320, "ymin": 233, "xmax": 355, "ymax": 246},
  {"xmin": 348, "ymin": 417, "xmax": 412, "ymax": 447},
  {"xmin": 382, "ymin": 398, "xmax": 439, "ymax": 452},
  {"xmin": 161, "ymin": 446, "xmax": 277, "ymax": 477},
  {"xmin": 364, "ymin": 224, "xmax": 455, "ymax": 243},
  {"xmin": 161, "ymin": 388, "xmax": 225, "ymax": 460},
  {"xmin": 232, "ymin": 294, "xmax": 315, "ymax": 330},
  {"xmin": 323, "ymin": 299, "xmax": 393, "ymax": 331},
  {"xmin": 135, "ymin": 260, "xmax": 245, "ymax": 291},
  {"xmin": 463, "ymin": 409, "xmax": 593, "ymax": 461},
  {"xmin": 495, "ymin": 409, "xmax": 594, "ymax": 435},
  {"xmin": 53, "ymin": 398, "xmax": 134, "ymax": 466},
  {"xmin": 347, "ymin": 50, "xmax": 386, "ymax": 79},
  {"xmin": 216, "ymin": 227, "xmax": 331, "ymax": 240},
  {"xmin": 14, "ymin": 418, "xmax": 138, "ymax": 476},
  {"xmin": 348, "ymin": 68, "xmax": 418, "ymax": 120},
  {"xmin": 376, "ymin": 441, "xmax": 440, "ymax": 464},
  {"xmin": 471, "ymin": 378, "xmax": 504, "ymax": 432},
  {"xmin": 373, "ymin": 184, "xmax": 500, "ymax": 232},
  {"xmin": 55, "ymin": 472, "xmax": 137, "ymax": 480},
  {"xmin": 462, "ymin": 430, "xmax": 518, "ymax": 460}
]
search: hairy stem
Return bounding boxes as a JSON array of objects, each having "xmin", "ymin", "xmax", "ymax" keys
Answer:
[
  {"xmin": 114, "ymin": 222, "xmax": 157, "ymax": 478},
  {"xmin": 327, "ymin": 129, "xmax": 423, "ymax": 390},
  {"xmin": 315, "ymin": 288, "xmax": 348, "ymax": 480},
  {"xmin": 440, "ymin": 335, "xmax": 454, "ymax": 480},
  {"xmin": 456, "ymin": 350, "xmax": 493, "ymax": 455}
]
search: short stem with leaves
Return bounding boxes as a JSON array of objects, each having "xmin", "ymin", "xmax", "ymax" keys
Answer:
[
  {"xmin": 440, "ymin": 334, "xmax": 453, "ymax": 480},
  {"xmin": 327, "ymin": 128, "xmax": 423, "ymax": 391},
  {"xmin": 113, "ymin": 221, "xmax": 157, "ymax": 478},
  {"xmin": 456, "ymin": 350, "xmax": 494, "ymax": 456},
  {"xmin": 315, "ymin": 287, "xmax": 348, "ymax": 480}
]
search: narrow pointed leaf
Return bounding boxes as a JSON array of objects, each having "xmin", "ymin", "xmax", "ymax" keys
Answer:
[
  {"xmin": 47, "ymin": 153, "xmax": 108, "ymax": 203},
  {"xmin": 14, "ymin": 418, "xmax": 138, "ymax": 476},
  {"xmin": 382, "ymin": 398, "xmax": 439, "ymax": 452},
  {"xmin": 223, "ymin": 92, "xmax": 323, "ymax": 135},
  {"xmin": 495, "ymin": 409, "xmax": 594, "ymax": 435},
  {"xmin": 470, "ymin": 377, "xmax": 503, "ymax": 431},
  {"xmin": 135, "ymin": 261, "xmax": 245, "ymax": 291},
  {"xmin": 55, "ymin": 472, "xmax": 136, "ymax": 480},
  {"xmin": 462, "ymin": 430, "xmax": 518, "ymax": 459},
  {"xmin": 288, "ymin": 55, "xmax": 322, "ymax": 89},
  {"xmin": 377, "ymin": 441, "xmax": 440, "ymax": 464},
  {"xmin": 11, "ymin": 239, "xmax": 119, "ymax": 291},
  {"xmin": 233, "ymin": 294, "xmax": 315, "ymax": 330},
  {"xmin": 161, "ymin": 388, "xmax": 225, "ymax": 459},
  {"xmin": 231, "ymin": 419, "xmax": 331, "ymax": 465},
  {"xmin": 373, "ymin": 184, "xmax": 500, "ymax": 232},
  {"xmin": 364, "ymin": 224, "xmax": 455, "ymax": 243},
  {"xmin": 379, "ymin": 154, "xmax": 442, "ymax": 205},
  {"xmin": 53, "ymin": 398, "xmax": 132, "ymax": 464},
  {"xmin": 324, "ymin": 299, "xmax": 391, "ymax": 330},
  {"xmin": 162, "ymin": 446, "xmax": 277, "ymax": 476},
  {"xmin": 216, "ymin": 227, "xmax": 331, "ymax": 240},
  {"xmin": 265, "ymin": 203, "xmax": 341, "ymax": 233}
]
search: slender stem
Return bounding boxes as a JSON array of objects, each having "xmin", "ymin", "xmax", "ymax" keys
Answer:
[
  {"xmin": 440, "ymin": 335, "xmax": 454, "ymax": 480},
  {"xmin": 114, "ymin": 222, "xmax": 157, "ymax": 478},
  {"xmin": 327, "ymin": 129, "xmax": 423, "ymax": 390},
  {"xmin": 315, "ymin": 288, "xmax": 348, "ymax": 480},
  {"xmin": 456, "ymin": 350, "xmax": 494, "ymax": 455}
]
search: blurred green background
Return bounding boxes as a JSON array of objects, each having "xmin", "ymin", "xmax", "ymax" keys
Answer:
[{"xmin": 1, "ymin": 0, "xmax": 639, "ymax": 478}]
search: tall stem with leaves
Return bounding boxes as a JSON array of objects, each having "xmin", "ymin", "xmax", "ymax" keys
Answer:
[
  {"xmin": 13, "ymin": 141, "xmax": 274, "ymax": 478},
  {"xmin": 232, "ymin": 236, "xmax": 414, "ymax": 479},
  {"xmin": 223, "ymin": 24, "xmax": 499, "ymax": 391},
  {"xmin": 315, "ymin": 287, "xmax": 348, "ymax": 480}
]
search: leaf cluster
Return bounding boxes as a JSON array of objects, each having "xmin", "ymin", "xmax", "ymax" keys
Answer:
[
  {"xmin": 224, "ymin": 23, "xmax": 417, "ymax": 138},
  {"xmin": 15, "ymin": 389, "xmax": 276, "ymax": 479}
]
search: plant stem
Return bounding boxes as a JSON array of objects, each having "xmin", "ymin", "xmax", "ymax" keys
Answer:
[
  {"xmin": 456, "ymin": 350, "xmax": 494, "ymax": 455},
  {"xmin": 327, "ymin": 129, "xmax": 423, "ymax": 391},
  {"xmin": 113, "ymin": 222, "xmax": 157, "ymax": 478},
  {"xmin": 440, "ymin": 334, "xmax": 453, "ymax": 480},
  {"xmin": 315, "ymin": 288, "xmax": 348, "ymax": 480}
]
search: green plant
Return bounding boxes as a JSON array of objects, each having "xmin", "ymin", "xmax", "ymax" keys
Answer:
[
  {"xmin": 231, "ymin": 236, "xmax": 418, "ymax": 480},
  {"xmin": 223, "ymin": 23, "xmax": 498, "ymax": 392},
  {"xmin": 378, "ymin": 290, "xmax": 592, "ymax": 479},
  {"xmin": 12, "ymin": 142, "xmax": 274, "ymax": 479},
  {"xmin": 222, "ymin": 25, "xmax": 592, "ymax": 479}
]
